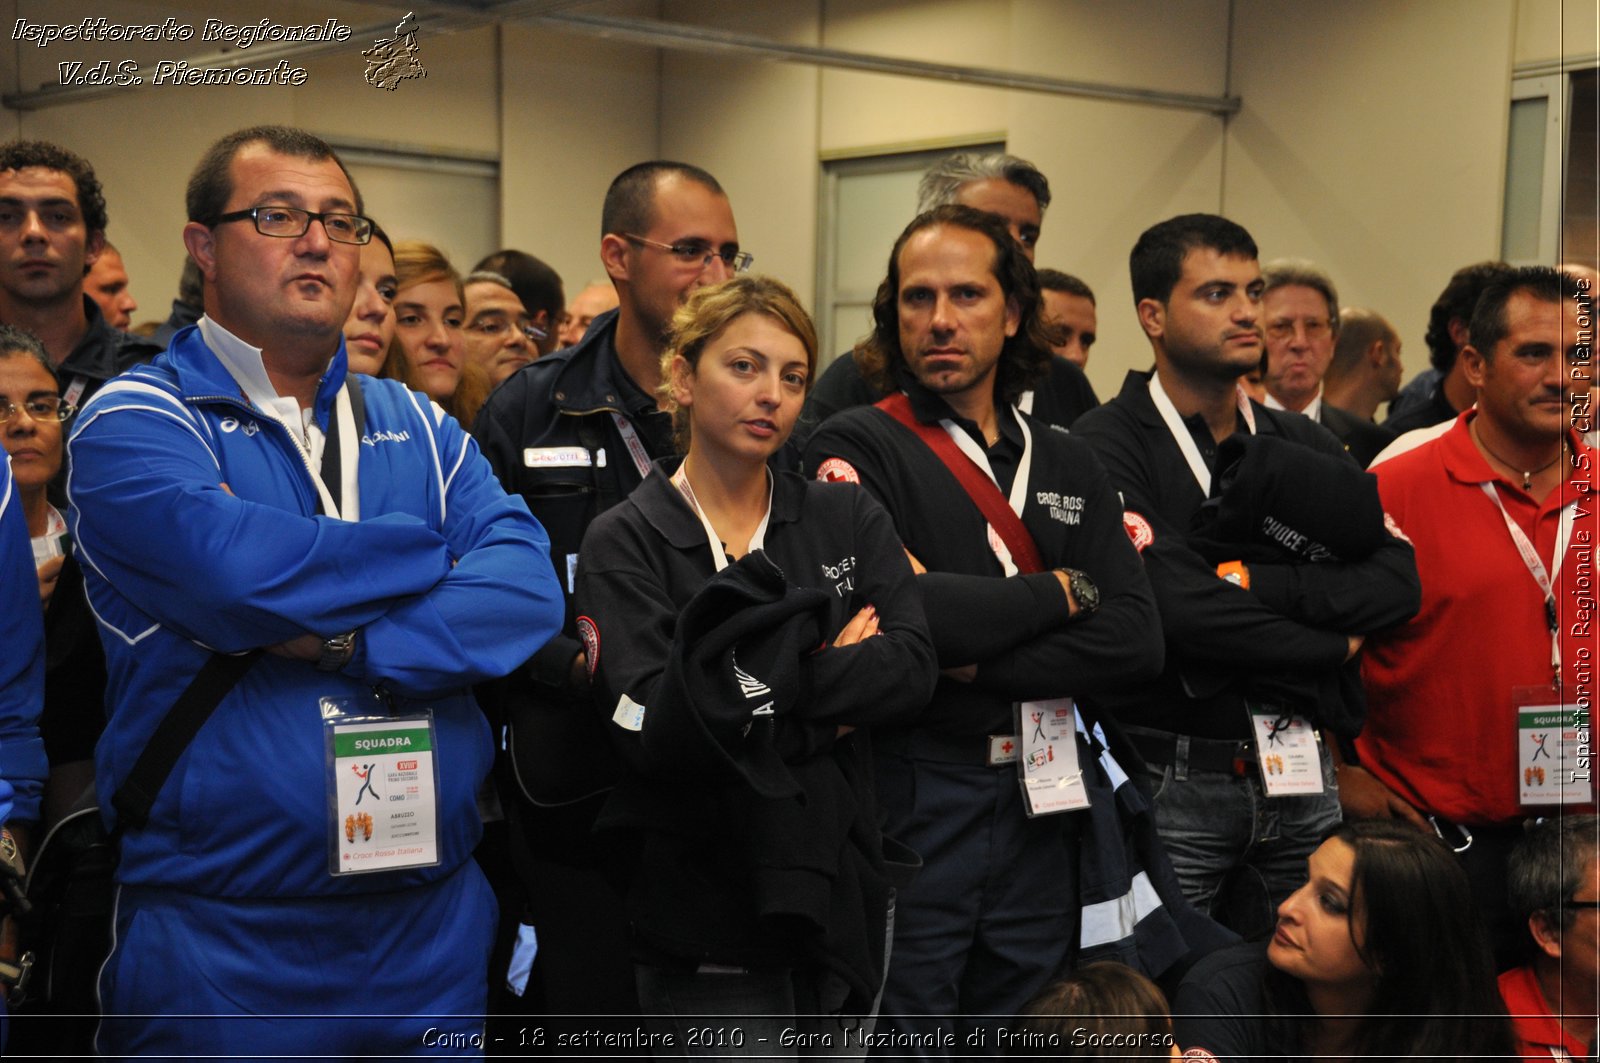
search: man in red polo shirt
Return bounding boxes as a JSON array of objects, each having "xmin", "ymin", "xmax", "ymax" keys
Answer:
[{"xmin": 1350, "ymin": 266, "xmax": 1596, "ymax": 958}]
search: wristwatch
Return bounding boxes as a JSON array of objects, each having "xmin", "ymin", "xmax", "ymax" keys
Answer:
[
  {"xmin": 317, "ymin": 630, "xmax": 359, "ymax": 672},
  {"xmin": 1064, "ymin": 568, "xmax": 1100, "ymax": 619}
]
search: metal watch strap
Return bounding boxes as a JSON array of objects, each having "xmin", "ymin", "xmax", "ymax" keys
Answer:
[{"xmin": 317, "ymin": 630, "xmax": 358, "ymax": 672}]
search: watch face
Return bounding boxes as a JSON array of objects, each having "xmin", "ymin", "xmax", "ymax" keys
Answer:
[{"xmin": 1071, "ymin": 571, "xmax": 1100, "ymax": 613}]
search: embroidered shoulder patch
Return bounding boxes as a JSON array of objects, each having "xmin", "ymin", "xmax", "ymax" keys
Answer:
[
  {"xmin": 816, "ymin": 457, "xmax": 860, "ymax": 484},
  {"xmin": 1122, "ymin": 510, "xmax": 1155, "ymax": 553},
  {"xmin": 576, "ymin": 615, "xmax": 600, "ymax": 679}
]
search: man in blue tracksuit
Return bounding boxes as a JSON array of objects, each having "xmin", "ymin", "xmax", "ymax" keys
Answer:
[{"xmin": 67, "ymin": 126, "xmax": 562, "ymax": 1059}]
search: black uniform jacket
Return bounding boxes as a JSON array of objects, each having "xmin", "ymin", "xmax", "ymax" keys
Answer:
[
  {"xmin": 1071, "ymin": 370, "xmax": 1420, "ymax": 739},
  {"xmin": 473, "ymin": 308, "xmax": 675, "ymax": 696},
  {"xmin": 575, "ymin": 462, "xmax": 936, "ymax": 995},
  {"xmin": 49, "ymin": 297, "xmax": 161, "ymax": 505},
  {"xmin": 1320, "ymin": 402, "xmax": 1395, "ymax": 468},
  {"xmin": 802, "ymin": 379, "xmax": 1163, "ymax": 737}
]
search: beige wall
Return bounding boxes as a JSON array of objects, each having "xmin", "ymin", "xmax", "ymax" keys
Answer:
[
  {"xmin": 499, "ymin": 13, "xmax": 661, "ymax": 300},
  {"xmin": 1225, "ymin": 0, "xmax": 1517, "ymax": 389},
  {"xmin": 661, "ymin": 0, "xmax": 820, "ymax": 307},
  {"xmin": 1515, "ymin": 0, "xmax": 1600, "ymax": 65}
]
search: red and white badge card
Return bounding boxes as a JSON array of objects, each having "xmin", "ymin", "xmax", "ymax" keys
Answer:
[{"xmin": 1015, "ymin": 698, "xmax": 1090, "ymax": 817}]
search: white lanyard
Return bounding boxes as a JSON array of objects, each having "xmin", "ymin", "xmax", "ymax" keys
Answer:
[
  {"xmin": 1148, "ymin": 374, "xmax": 1257, "ymax": 496},
  {"xmin": 941, "ymin": 409, "xmax": 1034, "ymax": 577},
  {"xmin": 1479, "ymin": 481, "xmax": 1575, "ymax": 671},
  {"xmin": 611, "ymin": 412, "xmax": 654, "ymax": 480},
  {"xmin": 282, "ymin": 385, "xmax": 359, "ymax": 522},
  {"xmin": 1017, "ymin": 390, "xmax": 1035, "ymax": 415},
  {"xmin": 670, "ymin": 465, "xmax": 772, "ymax": 573}
]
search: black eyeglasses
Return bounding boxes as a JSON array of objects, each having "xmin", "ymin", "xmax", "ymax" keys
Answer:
[
  {"xmin": 1560, "ymin": 900, "xmax": 1600, "ymax": 910},
  {"xmin": 622, "ymin": 234, "xmax": 752, "ymax": 273},
  {"xmin": 212, "ymin": 206, "xmax": 374, "ymax": 245},
  {"xmin": 0, "ymin": 396, "xmax": 74, "ymax": 424}
]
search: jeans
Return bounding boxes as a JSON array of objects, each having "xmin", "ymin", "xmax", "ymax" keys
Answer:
[{"xmin": 1138, "ymin": 739, "xmax": 1340, "ymax": 939}]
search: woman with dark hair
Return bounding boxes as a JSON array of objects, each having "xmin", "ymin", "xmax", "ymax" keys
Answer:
[
  {"xmin": 574, "ymin": 275, "xmax": 935, "ymax": 1052},
  {"xmin": 0, "ymin": 329, "xmax": 102, "ymax": 830},
  {"xmin": 1175, "ymin": 819, "xmax": 1517, "ymax": 1061}
]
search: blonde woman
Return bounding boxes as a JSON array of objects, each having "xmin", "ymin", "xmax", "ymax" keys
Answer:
[
  {"xmin": 380, "ymin": 240, "xmax": 491, "ymax": 425},
  {"xmin": 576, "ymin": 275, "xmax": 935, "ymax": 1055}
]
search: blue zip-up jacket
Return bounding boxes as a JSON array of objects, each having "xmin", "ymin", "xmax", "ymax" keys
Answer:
[
  {"xmin": 1, "ymin": 455, "xmax": 45, "ymax": 824},
  {"xmin": 66, "ymin": 325, "xmax": 563, "ymax": 898}
]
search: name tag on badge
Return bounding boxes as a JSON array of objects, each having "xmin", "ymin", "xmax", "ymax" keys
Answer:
[
  {"xmin": 326, "ymin": 712, "xmax": 441, "ymax": 875},
  {"xmin": 523, "ymin": 446, "xmax": 592, "ymax": 468},
  {"xmin": 1014, "ymin": 698, "xmax": 1091, "ymax": 816},
  {"xmin": 1248, "ymin": 711, "xmax": 1324, "ymax": 796},
  {"xmin": 1515, "ymin": 685, "xmax": 1594, "ymax": 807}
]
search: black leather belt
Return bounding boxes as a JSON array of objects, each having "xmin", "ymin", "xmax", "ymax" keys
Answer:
[
  {"xmin": 875, "ymin": 728, "xmax": 1019, "ymax": 769},
  {"xmin": 1126, "ymin": 727, "xmax": 1255, "ymax": 778}
]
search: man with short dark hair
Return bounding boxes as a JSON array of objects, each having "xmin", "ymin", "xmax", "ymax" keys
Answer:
[
  {"xmin": 799, "ymin": 152, "xmax": 1098, "ymax": 441},
  {"xmin": 1072, "ymin": 214, "xmax": 1420, "ymax": 937},
  {"xmin": 1501, "ymin": 814, "xmax": 1599, "ymax": 1059},
  {"xmin": 472, "ymin": 160, "xmax": 747, "ymax": 1020},
  {"xmin": 474, "ymin": 249, "xmax": 565, "ymax": 357},
  {"xmin": 84, "ymin": 241, "xmax": 137, "ymax": 331},
  {"xmin": 1323, "ymin": 306, "xmax": 1403, "ymax": 424},
  {"xmin": 0, "ymin": 141, "xmax": 158, "ymax": 495},
  {"xmin": 1259, "ymin": 259, "xmax": 1392, "ymax": 466},
  {"xmin": 805, "ymin": 204, "xmax": 1165, "ymax": 1034},
  {"xmin": 462, "ymin": 270, "xmax": 537, "ymax": 384},
  {"xmin": 69, "ymin": 124, "xmax": 561, "ymax": 1055},
  {"xmin": 1037, "ymin": 268, "xmax": 1098, "ymax": 370},
  {"xmin": 1385, "ymin": 260, "xmax": 1514, "ymax": 432},
  {"xmin": 1354, "ymin": 266, "xmax": 1595, "ymax": 959}
]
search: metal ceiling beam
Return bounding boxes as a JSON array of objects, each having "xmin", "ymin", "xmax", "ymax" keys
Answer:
[{"xmin": 528, "ymin": 12, "xmax": 1241, "ymax": 117}]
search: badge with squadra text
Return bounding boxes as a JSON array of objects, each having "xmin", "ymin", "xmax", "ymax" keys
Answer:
[
  {"xmin": 1248, "ymin": 711, "xmax": 1324, "ymax": 796},
  {"xmin": 1515, "ymin": 686, "xmax": 1594, "ymax": 807},
  {"xmin": 326, "ymin": 712, "xmax": 441, "ymax": 875},
  {"xmin": 1015, "ymin": 698, "xmax": 1090, "ymax": 817}
]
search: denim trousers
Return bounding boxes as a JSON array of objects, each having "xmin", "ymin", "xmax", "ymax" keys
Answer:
[{"xmin": 1137, "ymin": 739, "xmax": 1341, "ymax": 939}]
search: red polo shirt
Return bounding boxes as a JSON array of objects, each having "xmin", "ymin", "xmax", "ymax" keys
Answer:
[
  {"xmin": 1499, "ymin": 964, "xmax": 1589, "ymax": 1059},
  {"xmin": 1359, "ymin": 413, "xmax": 1598, "ymax": 825}
]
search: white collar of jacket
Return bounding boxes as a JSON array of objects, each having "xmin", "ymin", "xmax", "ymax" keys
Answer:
[{"xmin": 164, "ymin": 320, "xmax": 348, "ymax": 434}]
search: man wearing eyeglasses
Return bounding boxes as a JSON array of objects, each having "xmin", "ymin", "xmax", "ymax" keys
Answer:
[
  {"xmin": 1259, "ymin": 259, "xmax": 1392, "ymax": 467},
  {"xmin": 1502, "ymin": 814, "xmax": 1599, "ymax": 1059},
  {"xmin": 0, "ymin": 141, "xmax": 160, "ymax": 503},
  {"xmin": 471, "ymin": 160, "xmax": 745, "ymax": 1027},
  {"xmin": 463, "ymin": 270, "xmax": 540, "ymax": 385},
  {"xmin": 66, "ymin": 125, "xmax": 562, "ymax": 1056}
]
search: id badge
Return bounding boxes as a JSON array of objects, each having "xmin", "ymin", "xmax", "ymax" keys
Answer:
[
  {"xmin": 1515, "ymin": 685, "xmax": 1594, "ymax": 807},
  {"xmin": 1248, "ymin": 710, "xmax": 1325, "ymax": 796},
  {"xmin": 325, "ymin": 706, "xmax": 442, "ymax": 875},
  {"xmin": 1015, "ymin": 698, "xmax": 1090, "ymax": 817}
]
